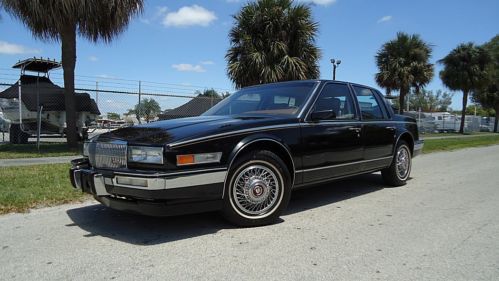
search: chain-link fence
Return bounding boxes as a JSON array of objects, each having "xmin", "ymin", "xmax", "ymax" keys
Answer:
[
  {"xmin": 405, "ymin": 111, "xmax": 496, "ymax": 134},
  {"xmin": 0, "ymin": 67, "xmax": 229, "ymax": 146},
  {"xmin": 1, "ymin": 66, "xmax": 496, "ymax": 150}
]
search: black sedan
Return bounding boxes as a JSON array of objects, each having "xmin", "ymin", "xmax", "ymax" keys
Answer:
[{"xmin": 70, "ymin": 80, "xmax": 423, "ymax": 226}]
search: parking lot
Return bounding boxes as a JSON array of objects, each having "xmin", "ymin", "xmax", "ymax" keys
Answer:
[{"xmin": 0, "ymin": 145, "xmax": 498, "ymax": 281}]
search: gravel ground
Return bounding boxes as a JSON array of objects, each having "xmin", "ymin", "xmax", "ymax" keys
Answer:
[{"xmin": 0, "ymin": 145, "xmax": 498, "ymax": 281}]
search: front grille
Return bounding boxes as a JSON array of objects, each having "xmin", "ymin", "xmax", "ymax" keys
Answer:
[{"xmin": 90, "ymin": 142, "xmax": 127, "ymax": 169}]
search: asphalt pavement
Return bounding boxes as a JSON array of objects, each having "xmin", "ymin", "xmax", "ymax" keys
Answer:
[{"xmin": 0, "ymin": 145, "xmax": 498, "ymax": 281}]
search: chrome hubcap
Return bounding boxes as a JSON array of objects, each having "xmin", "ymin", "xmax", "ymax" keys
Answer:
[
  {"xmin": 396, "ymin": 146, "xmax": 410, "ymax": 179},
  {"xmin": 233, "ymin": 165, "xmax": 280, "ymax": 215}
]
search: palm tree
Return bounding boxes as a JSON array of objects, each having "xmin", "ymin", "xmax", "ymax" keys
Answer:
[
  {"xmin": 1, "ymin": 0, "xmax": 143, "ymax": 147},
  {"xmin": 375, "ymin": 32, "xmax": 434, "ymax": 114},
  {"xmin": 473, "ymin": 35, "xmax": 499, "ymax": 132},
  {"xmin": 134, "ymin": 98, "xmax": 161, "ymax": 123},
  {"xmin": 226, "ymin": 0, "xmax": 320, "ymax": 89},
  {"xmin": 439, "ymin": 43, "xmax": 490, "ymax": 134}
]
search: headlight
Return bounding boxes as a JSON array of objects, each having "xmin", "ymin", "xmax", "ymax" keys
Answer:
[
  {"xmin": 176, "ymin": 152, "xmax": 222, "ymax": 166},
  {"xmin": 128, "ymin": 146, "xmax": 164, "ymax": 164}
]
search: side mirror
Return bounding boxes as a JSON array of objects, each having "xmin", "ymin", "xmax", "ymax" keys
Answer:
[{"xmin": 310, "ymin": 110, "xmax": 336, "ymax": 121}]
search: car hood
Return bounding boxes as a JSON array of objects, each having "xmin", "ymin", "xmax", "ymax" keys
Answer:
[{"xmin": 96, "ymin": 115, "xmax": 297, "ymax": 146}]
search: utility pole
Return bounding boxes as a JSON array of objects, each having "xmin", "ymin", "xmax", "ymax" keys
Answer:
[{"xmin": 330, "ymin": 58, "xmax": 341, "ymax": 80}]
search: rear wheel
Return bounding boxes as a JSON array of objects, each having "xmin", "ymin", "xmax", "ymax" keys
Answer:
[
  {"xmin": 222, "ymin": 150, "xmax": 292, "ymax": 227},
  {"xmin": 381, "ymin": 141, "xmax": 412, "ymax": 186}
]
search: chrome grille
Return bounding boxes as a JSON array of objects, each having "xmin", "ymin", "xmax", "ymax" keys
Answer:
[{"xmin": 91, "ymin": 142, "xmax": 127, "ymax": 169}]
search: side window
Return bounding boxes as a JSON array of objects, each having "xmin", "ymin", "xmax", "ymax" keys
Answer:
[
  {"xmin": 353, "ymin": 86, "xmax": 386, "ymax": 120},
  {"xmin": 312, "ymin": 83, "xmax": 356, "ymax": 120}
]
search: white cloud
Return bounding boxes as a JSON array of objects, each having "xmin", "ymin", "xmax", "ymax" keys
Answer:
[
  {"xmin": 200, "ymin": 60, "xmax": 215, "ymax": 65},
  {"xmin": 377, "ymin": 15, "xmax": 392, "ymax": 23},
  {"xmin": 139, "ymin": 6, "xmax": 167, "ymax": 24},
  {"xmin": 89, "ymin": 56, "xmax": 98, "ymax": 62},
  {"xmin": 299, "ymin": 0, "xmax": 337, "ymax": 6},
  {"xmin": 163, "ymin": 5, "xmax": 217, "ymax": 27},
  {"xmin": 0, "ymin": 41, "xmax": 40, "ymax": 55},
  {"xmin": 172, "ymin": 63, "xmax": 206, "ymax": 73}
]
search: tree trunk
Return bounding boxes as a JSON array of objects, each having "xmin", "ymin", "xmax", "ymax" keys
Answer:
[
  {"xmin": 61, "ymin": 25, "xmax": 78, "ymax": 148},
  {"xmin": 398, "ymin": 87, "xmax": 408, "ymax": 114},
  {"xmin": 459, "ymin": 90, "xmax": 469, "ymax": 134}
]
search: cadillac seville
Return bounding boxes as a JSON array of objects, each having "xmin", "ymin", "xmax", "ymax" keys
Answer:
[{"xmin": 70, "ymin": 80, "xmax": 423, "ymax": 226}]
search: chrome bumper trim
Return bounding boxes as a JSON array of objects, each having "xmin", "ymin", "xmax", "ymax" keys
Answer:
[
  {"xmin": 112, "ymin": 167, "xmax": 227, "ymax": 178},
  {"xmin": 73, "ymin": 170, "xmax": 82, "ymax": 190},
  {"xmin": 73, "ymin": 169, "xmax": 227, "ymax": 192},
  {"xmin": 413, "ymin": 140, "xmax": 424, "ymax": 156},
  {"xmin": 414, "ymin": 142, "xmax": 424, "ymax": 150},
  {"xmin": 94, "ymin": 174, "xmax": 109, "ymax": 196}
]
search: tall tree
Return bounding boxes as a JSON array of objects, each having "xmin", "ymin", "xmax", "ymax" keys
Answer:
[
  {"xmin": 439, "ymin": 42, "xmax": 490, "ymax": 133},
  {"xmin": 375, "ymin": 32, "xmax": 434, "ymax": 114},
  {"xmin": 1, "ymin": 0, "xmax": 143, "ymax": 148},
  {"xmin": 134, "ymin": 98, "xmax": 161, "ymax": 123},
  {"xmin": 400, "ymin": 89, "xmax": 453, "ymax": 112},
  {"xmin": 107, "ymin": 112, "xmax": 121, "ymax": 120},
  {"xmin": 473, "ymin": 35, "xmax": 499, "ymax": 132},
  {"xmin": 226, "ymin": 0, "xmax": 320, "ymax": 88},
  {"xmin": 196, "ymin": 89, "xmax": 221, "ymax": 99}
]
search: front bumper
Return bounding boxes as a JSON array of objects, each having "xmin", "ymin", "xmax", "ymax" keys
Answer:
[
  {"xmin": 413, "ymin": 140, "xmax": 424, "ymax": 157},
  {"xmin": 69, "ymin": 158, "xmax": 225, "ymax": 216}
]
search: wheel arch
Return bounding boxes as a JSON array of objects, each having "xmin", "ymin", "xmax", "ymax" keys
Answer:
[
  {"xmin": 396, "ymin": 131, "xmax": 415, "ymax": 155},
  {"xmin": 226, "ymin": 135, "xmax": 296, "ymax": 187}
]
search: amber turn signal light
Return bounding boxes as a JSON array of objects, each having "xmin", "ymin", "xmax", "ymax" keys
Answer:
[{"xmin": 177, "ymin": 154, "xmax": 195, "ymax": 165}]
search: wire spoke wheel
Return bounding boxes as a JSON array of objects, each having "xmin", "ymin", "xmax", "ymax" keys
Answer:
[
  {"xmin": 232, "ymin": 164, "xmax": 280, "ymax": 216},
  {"xmin": 396, "ymin": 146, "xmax": 410, "ymax": 179}
]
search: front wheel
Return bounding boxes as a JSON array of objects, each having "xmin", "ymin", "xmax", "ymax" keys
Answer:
[
  {"xmin": 222, "ymin": 150, "xmax": 292, "ymax": 227},
  {"xmin": 381, "ymin": 141, "xmax": 412, "ymax": 186}
]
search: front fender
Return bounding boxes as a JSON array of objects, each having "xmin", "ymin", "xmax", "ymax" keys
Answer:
[{"xmin": 227, "ymin": 133, "xmax": 291, "ymax": 167}]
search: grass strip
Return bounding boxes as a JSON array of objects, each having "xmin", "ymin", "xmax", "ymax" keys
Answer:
[
  {"xmin": 423, "ymin": 134, "xmax": 499, "ymax": 153},
  {"xmin": 420, "ymin": 131, "xmax": 491, "ymax": 138},
  {"xmin": 0, "ymin": 143, "xmax": 80, "ymax": 159},
  {"xmin": 0, "ymin": 163, "xmax": 88, "ymax": 214}
]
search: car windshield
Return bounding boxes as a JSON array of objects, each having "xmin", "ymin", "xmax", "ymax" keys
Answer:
[{"xmin": 203, "ymin": 82, "xmax": 318, "ymax": 117}]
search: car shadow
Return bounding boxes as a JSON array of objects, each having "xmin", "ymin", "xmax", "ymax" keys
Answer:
[
  {"xmin": 66, "ymin": 173, "xmax": 386, "ymax": 245},
  {"xmin": 285, "ymin": 173, "xmax": 385, "ymax": 215}
]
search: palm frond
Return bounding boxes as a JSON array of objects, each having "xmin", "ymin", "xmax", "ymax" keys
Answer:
[
  {"xmin": 1, "ymin": 0, "xmax": 143, "ymax": 42},
  {"xmin": 226, "ymin": 0, "xmax": 321, "ymax": 88}
]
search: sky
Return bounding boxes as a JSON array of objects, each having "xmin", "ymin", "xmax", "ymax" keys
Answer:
[{"xmin": 0, "ymin": 0, "xmax": 498, "ymax": 112}]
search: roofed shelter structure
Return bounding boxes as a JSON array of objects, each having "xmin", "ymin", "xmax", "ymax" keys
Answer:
[{"xmin": 0, "ymin": 58, "xmax": 100, "ymax": 145}]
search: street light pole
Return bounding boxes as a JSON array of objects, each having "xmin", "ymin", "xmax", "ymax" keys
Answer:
[{"xmin": 330, "ymin": 58, "xmax": 341, "ymax": 80}]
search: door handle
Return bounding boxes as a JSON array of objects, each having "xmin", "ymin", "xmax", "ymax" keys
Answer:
[
  {"xmin": 385, "ymin": 126, "xmax": 396, "ymax": 131},
  {"xmin": 348, "ymin": 127, "xmax": 361, "ymax": 138}
]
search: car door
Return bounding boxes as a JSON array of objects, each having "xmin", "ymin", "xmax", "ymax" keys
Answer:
[
  {"xmin": 351, "ymin": 85, "xmax": 395, "ymax": 170},
  {"xmin": 300, "ymin": 82, "xmax": 363, "ymax": 184}
]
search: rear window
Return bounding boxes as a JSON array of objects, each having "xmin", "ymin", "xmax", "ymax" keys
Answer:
[{"xmin": 353, "ymin": 86, "xmax": 386, "ymax": 120}]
